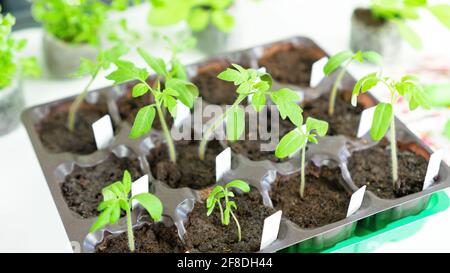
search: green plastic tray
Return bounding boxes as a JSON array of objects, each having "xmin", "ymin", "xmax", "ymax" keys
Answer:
[{"xmin": 280, "ymin": 191, "xmax": 449, "ymax": 253}]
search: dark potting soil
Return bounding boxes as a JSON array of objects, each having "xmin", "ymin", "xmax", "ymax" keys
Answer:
[
  {"xmin": 95, "ymin": 222, "xmax": 184, "ymax": 253},
  {"xmin": 192, "ymin": 62, "xmax": 249, "ymax": 105},
  {"xmin": 147, "ymin": 140, "xmax": 223, "ymax": 189},
  {"xmin": 354, "ymin": 8, "xmax": 386, "ymax": 27},
  {"xmin": 270, "ymin": 164, "xmax": 350, "ymax": 229},
  {"xmin": 348, "ymin": 143, "xmax": 430, "ymax": 199},
  {"xmin": 184, "ymin": 189, "xmax": 275, "ymax": 253},
  {"xmin": 38, "ymin": 103, "xmax": 111, "ymax": 154},
  {"xmin": 117, "ymin": 90, "xmax": 173, "ymax": 130},
  {"xmin": 302, "ymin": 92, "xmax": 365, "ymax": 137},
  {"xmin": 258, "ymin": 45, "xmax": 325, "ymax": 86},
  {"xmin": 61, "ymin": 154, "xmax": 143, "ymax": 218},
  {"xmin": 228, "ymin": 110, "xmax": 295, "ymax": 162}
]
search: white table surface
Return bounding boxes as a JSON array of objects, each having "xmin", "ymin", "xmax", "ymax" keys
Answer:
[{"xmin": 0, "ymin": 0, "xmax": 449, "ymax": 253}]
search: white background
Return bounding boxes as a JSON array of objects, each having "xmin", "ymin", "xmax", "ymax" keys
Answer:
[{"xmin": 0, "ymin": 0, "xmax": 449, "ymax": 252}]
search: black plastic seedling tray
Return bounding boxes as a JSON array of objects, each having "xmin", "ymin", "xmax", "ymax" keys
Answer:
[{"xmin": 22, "ymin": 37, "xmax": 450, "ymax": 253}]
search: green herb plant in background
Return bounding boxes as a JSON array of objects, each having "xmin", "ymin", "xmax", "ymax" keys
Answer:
[
  {"xmin": 352, "ymin": 72, "xmax": 431, "ymax": 187},
  {"xmin": 32, "ymin": 0, "xmax": 140, "ymax": 46},
  {"xmin": 0, "ymin": 8, "xmax": 40, "ymax": 90},
  {"xmin": 275, "ymin": 115, "xmax": 329, "ymax": 198},
  {"xmin": 206, "ymin": 180, "xmax": 250, "ymax": 242},
  {"xmin": 324, "ymin": 50, "xmax": 382, "ymax": 116},
  {"xmin": 148, "ymin": 0, "xmax": 235, "ymax": 33},
  {"xmin": 198, "ymin": 64, "xmax": 303, "ymax": 160},
  {"xmin": 106, "ymin": 47, "xmax": 199, "ymax": 162},
  {"xmin": 32, "ymin": 0, "xmax": 110, "ymax": 46},
  {"xmin": 369, "ymin": 0, "xmax": 450, "ymax": 49},
  {"xmin": 90, "ymin": 170, "xmax": 163, "ymax": 252}
]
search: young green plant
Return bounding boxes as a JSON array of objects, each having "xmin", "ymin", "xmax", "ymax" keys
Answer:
[
  {"xmin": 275, "ymin": 117, "xmax": 329, "ymax": 198},
  {"xmin": 352, "ymin": 72, "xmax": 431, "ymax": 187},
  {"xmin": 32, "ymin": 0, "xmax": 139, "ymax": 46},
  {"xmin": 90, "ymin": 170, "xmax": 163, "ymax": 252},
  {"xmin": 198, "ymin": 64, "xmax": 303, "ymax": 160},
  {"xmin": 0, "ymin": 9, "xmax": 40, "ymax": 89},
  {"xmin": 206, "ymin": 179, "xmax": 250, "ymax": 242},
  {"xmin": 148, "ymin": 0, "xmax": 235, "ymax": 33},
  {"xmin": 323, "ymin": 50, "xmax": 381, "ymax": 116},
  {"xmin": 106, "ymin": 48, "xmax": 199, "ymax": 163},
  {"xmin": 67, "ymin": 44, "xmax": 129, "ymax": 130},
  {"xmin": 369, "ymin": 0, "xmax": 450, "ymax": 49}
]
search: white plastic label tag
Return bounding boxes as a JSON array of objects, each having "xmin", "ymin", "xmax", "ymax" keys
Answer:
[
  {"xmin": 92, "ymin": 115, "xmax": 114, "ymax": 150},
  {"xmin": 132, "ymin": 175, "xmax": 149, "ymax": 209},
  {"xmin": 260, "ymin": 210, "xmax": 282, "ymax": 250},
  {"xmin": 174, "ymin": 100, "xmax": 191, "ymax": 128},
  {"xmin": 423, "ymin": 150, "xmax": 443, "ymax": 190},
  {"xmin": 357, "ymin": 106, "xmax": 376, "ymax": 138},
  {"xmin": 310, "ymin": 57, "xmax": 328, "ymax": 88},
  {"xmin": 216, "ymin": 147, "xmax": 231, "ymax": 182},
  {"xmin": 346, "ymin": 185, "xmax": 366, "ymax": 217}
]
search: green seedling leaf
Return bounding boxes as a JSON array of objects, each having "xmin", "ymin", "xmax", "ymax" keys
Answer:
[
  {"xmin": 306, "ymin": 117, "xmax": 329, "ymax": 137},
  {"xmin": 251, "ymin": 91, "xmax": 267, "ymax": 112},
  {"xmin": 171, "ymin": 59, "xmax": 188, "ymax": 80},
  {"xmin": 270, "ymin": 88, "xmax": 303, "ymax": 126},
  {"xmin": 129, "ymin": 105, "xmax": 156, "ymax": 139},
  {"xmin": 122, "ymin": 170, "xmax": 132, "ymax": 194},
  {"xmin": 99, "ymin": 44, "xmax": 130, "ymax": 69},
  {"xmin": 225, "ymin": 180, "xmax": 251, "ymax": 192},
  {"xmin": 323, "ymin": 50, "xmax": 353, "ymax": 75},
  {"xmin": 275, "ymin": 129, "xmax": 306, "ymax": 158},
  {"xmin": 429, "ymin": 4, "xmax": 450, "ymax": 29},
  {"xmin": 132, "ymin": 83, "xmax": 149, "ymax": 98},
  {"xmin": 106, "ymin": 60, "xmax": 148, "ymax": 84},
  {"xmin": 361, "ymin": 51, "xmax": 382, "ymax": 65},
  {"xmin": 131, "ymin": 193, "xmax": 163, "ymax": 221},
  {"xmin": 90, "ymin": 206, "xmax": 114, "ymax": 233},
  {"xmin": 218, "ymin": 68, "xmax": 247, "ymax": 85},
  {"xmin": 138, "ymin": 48, "xmax": 167, "ymax": 76},
  {"xmin": 165, "ymin": 78, "xmax": 199, "ymax": 108},
  {"xmin": 226, "ymin": 107, "xmax": 245, "ymax": 141},
  {"xmin": 371, "ymin": 103, "xmax": 393, "ymax": 141}
]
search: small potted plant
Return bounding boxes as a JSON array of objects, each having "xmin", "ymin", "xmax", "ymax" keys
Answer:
[
  {"xmin": 0, "ymin": 9, "xmax": 40, "ymax": 135},
  {"xmin": 183, "ymin": 179, "xmax": 275, "ymax": 252},
  {"xmin": 90, "ymin": 170, "xmax": 164, "ymax": 252},
  {"xmin": 273, "ymin": 110, "xmax": 352, "ymax": 229},
  {"xmin": 350, "ymin": 0, "xmax": 450, "ymax": 59},
  {"xmin": 32, "ymin": 0, "xmax": 132, "ymax": 78},
  {"xmin": 350, "ymin": 71, "xmax": 432, "ymax": 198},
  {"xmin": 148, "ymin": 0, "xmax": 235, "ymax": 54},
  {"xmin": 198, "ymin": 64, "xmax": 302, "ymax": 161}
]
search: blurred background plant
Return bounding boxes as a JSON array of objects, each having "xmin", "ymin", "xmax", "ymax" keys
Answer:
[{"xmin": 0, "ymin": 6, "xmax": 40, "ymax": 89}]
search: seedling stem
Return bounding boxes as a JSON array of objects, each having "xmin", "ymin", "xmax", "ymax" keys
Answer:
[{"xmin": 328, "ymin": 60, "xmax": 351, "ymax": 116}]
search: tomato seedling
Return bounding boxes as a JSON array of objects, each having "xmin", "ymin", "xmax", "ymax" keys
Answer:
[
  {"xmin": 90, "ymin": 170, "xmax": 163, "ymax": 252},
  {"xmin": 198, "ymin": 64, "xmax": 303, "ymax": 160},
  {"xmin": 324, "ymin": 50, "xmax": 381, "ymax": 116},
  {"xmin": 275, "ymin": 115, "xmax": 329, "ymax": 198},
  {"xmin": 206, "ymin": 180, "xmax": 250, "ymax": 242},
  {"xmin": 106, "ymin": 47, "xmax": 198, "ymax": 163},
  {"xmin": 352, "ymin": 72, "xmax": 431, "ymax": 187}
]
